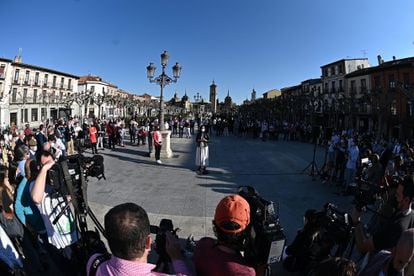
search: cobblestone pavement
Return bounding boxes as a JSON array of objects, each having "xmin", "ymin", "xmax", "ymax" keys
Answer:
[{"xmin": 85, "ymin": 134, "xmax": 354, "ymax": 275}]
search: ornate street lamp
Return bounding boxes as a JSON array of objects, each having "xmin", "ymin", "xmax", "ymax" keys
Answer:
[
  {"xmin": 146, "ymin": 51, "xmax": 182, "ymax": 130},
  {"xmin": 146, "ymin": 50, "xmax": 181, "ymax": 158}
]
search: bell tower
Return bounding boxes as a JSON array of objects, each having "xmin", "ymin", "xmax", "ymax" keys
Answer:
[{"xmin": 209, "ymin": 80, "xmax": 217, "ymax": 114}]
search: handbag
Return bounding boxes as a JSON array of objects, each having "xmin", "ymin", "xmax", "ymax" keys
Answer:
[{"xmin": 0, "ymin": 209, "xmax": 24, "ymax": 239}]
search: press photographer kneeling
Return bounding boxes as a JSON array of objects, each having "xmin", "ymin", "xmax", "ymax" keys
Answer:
[{"xmin": 351, "ymin": 175, "xmax": 414, "ymax": 254}]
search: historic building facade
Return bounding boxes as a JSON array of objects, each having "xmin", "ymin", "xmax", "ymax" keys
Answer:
[{"xmin": 0, "ymin": 56, "xmax": 79, "ymax": 128}]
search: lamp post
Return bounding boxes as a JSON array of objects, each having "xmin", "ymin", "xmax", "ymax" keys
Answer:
[
  {"xmin": 147, "ymin": 51, "xmax": 182, "ymax": 130},
  {"xmin": 146, "ymin": 51, "xmax": 182, "ymax": 158}
]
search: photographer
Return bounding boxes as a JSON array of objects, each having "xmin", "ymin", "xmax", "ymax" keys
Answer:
[
  {"xmin": 283, "ymin": 209, "xmax": 332, "ymax": 274},
  {"xmin": 194, "ymin": 194, "xmax": 255, "ymax": 276},
  {"xmin": 30, "ymin": 151, "xmax": 78, "ymax": 274},
  {"xmin": 86, "ymin": 202, "xmax": 190, "ymax": 276},
  {"xmin": 352, "ymin": 175, "xmax": 414, "ymax": 254}
]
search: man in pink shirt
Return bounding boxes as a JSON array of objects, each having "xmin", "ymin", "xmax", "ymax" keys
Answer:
[{"xmin": 86, "ymin": 203, "xmax": 190, "ymax": 276}]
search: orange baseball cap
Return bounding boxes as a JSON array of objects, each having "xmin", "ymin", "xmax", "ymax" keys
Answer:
[{"xmin": 214, "ymin": 195, "xmax": 250, "ymax": 234}]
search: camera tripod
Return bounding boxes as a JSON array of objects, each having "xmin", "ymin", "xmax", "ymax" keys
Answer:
[{"xmin": 302, "ymin": 141, "xmax": 320, "ymax": 180}]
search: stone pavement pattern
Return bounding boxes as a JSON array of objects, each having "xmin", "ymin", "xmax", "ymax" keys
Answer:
[{"xmin": 86, "ymin": 134, "xmax": 353, "ymax": 274}]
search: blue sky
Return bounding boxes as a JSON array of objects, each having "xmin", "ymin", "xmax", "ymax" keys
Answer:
[{"xmin": 1, "ymin": 0, "xmax": 414, "ymax": 104}]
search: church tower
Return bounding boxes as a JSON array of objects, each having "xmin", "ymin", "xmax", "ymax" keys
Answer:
[
  {"xmin": 251, "ymin": 89, "xmax": 256, "ymax": 102},
  {"xmin": 209, "ymin": 81, "xmax": 217, "ymax": 114}
]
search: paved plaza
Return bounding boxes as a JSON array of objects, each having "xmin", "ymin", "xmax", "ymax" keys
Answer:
[{"xmin": 86, "ymin": 133, "xmax": 353, "ymax": 274}]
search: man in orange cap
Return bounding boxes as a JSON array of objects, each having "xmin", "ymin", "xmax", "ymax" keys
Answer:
[{"xmin": 194, "ymin": 194, "xmax": 255, "ymax": 275}]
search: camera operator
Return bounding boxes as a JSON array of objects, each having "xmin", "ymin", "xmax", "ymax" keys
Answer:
[
  {"xmin": 351, "ymin": 175, "xmax": 414, "ymax": 254},
  {"xmin": 30, "ymin": 151, "xmax": 78, "ymax": 274},
  {"xmin": 193, "ymin": 194, "xmax": 256, "ymax": 276},
  {"xmin": 365, "ymin": 154, "xmax": 384, "ymax": 186},
  {"xmin": 86, "ymin": 202, "xmax": 190, "ymax": 276}
]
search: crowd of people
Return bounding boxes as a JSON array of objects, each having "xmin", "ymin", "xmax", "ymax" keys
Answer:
[{"xmin": 2, "ymin": 113, "xmax": 414, "ymax": 275}]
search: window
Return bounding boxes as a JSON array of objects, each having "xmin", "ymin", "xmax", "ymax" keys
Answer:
[
  {"xmin": 23, "ymin": 88, "xmax": 27, "ymax": 103},
  {"xmin": 339, "ymin": 64, "xmax": 343, "ymax": 74},
  {"xmin": 374, "ymin": 76, "xmax": 381, "ymax": 89},
  {"xmin": 0, "ymin": 64, "xmax": 5, "ymax": 79},
  {"xmin": 60, "ymin": 77, "xmax": 64, "ymax": 88},
  {"xmin": 324, "ymin": 82, "xmax": 328, "ymax": 93},
  {"xmin": 407, "ymin": 101, "xmax": 413, "ymax": 118},
  {"xmin": 42, "ymin": 90, "xmax": 47, "ymax": 103},
  {"xmin": 14, "ymin": 69, "xmax": 20, "ymax": 83},
  {"xmin": 41, "ymin": 108, "xmax": 47, "ymax": 121},
  {"xmin": 21, "ymin": 109, "xmax": 28, "ymax": 123},
  {"xmin": 35, "ymin": 72, "xmax": 39, "ymax": 86},
  {"xmin": 389, "ymin": 74, "xmax": 395, "ymax": 89},
  {"xmin": 60, "ymin": 91, "xmax": 63, "ymax": 100},
  {"xmin": 327, "ymin": 68, "xmax": 331, "ymax": 77},
  {"xmin": 24, "ymin": 70, "xmax": 30, "ymax": 84},
  {"xmin": 33, "ymin": 89, "xmax": 37, "ymax": 103},
  {"xmin": 68, "ymin": 79, "xmax": 72, "ymax": 90},
  {"xmin": 361, "ymin": 79, "xmax": 367, "ymax": 92},
  {"xmin": 403, "ymin": 73, "xmax": 410, "ymax": 88},
  {"xmin": 339, "ymin": 80, "xmax": 343, "ymax": 91},
  {"xmin": 44, "ymin": 74, "xmax": 48, "ymax": 87},
  {"xmin": 391, "ymin": 100, "xmax": 397, "ymax": 115},
  {"xmin": 31, "ymin": 108, "xmax": 38, "ymax": 122},
  {"xmin": 12, "ymin": 88, "xmax": 17, "ymax": 103},
  {"xmin": 51, "ymin": 91, "xmax": 56, "ymax": 103},
  {"xmin": 91, "ymin": 86, "xmax": 95, "ymax": 92},
  {"xmin": 335, "ymin": 66, "xmax": 339, "ymax": 75},
  {"xmin": 331, "ymin": 81, "xmax": 336, "ymax": 93},
  {"xmin": 52, "ymin": 76, "xmax": 57, "ymax": 88},
  {"xmin": 350, "ymin": 80, "xmax": 356, "ymax": 93}
]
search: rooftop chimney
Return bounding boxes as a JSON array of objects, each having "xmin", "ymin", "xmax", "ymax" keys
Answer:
[
  {"xmin": 393, "ymin": 56, "xmax": 396, "ymax": 61},
  {"xmin": 377, "ymin": 55, "xmax": 382, "ymax": 65},
  {"xmin": 13, "ymin": 55, "xmax": 22, "ymax": 63}
]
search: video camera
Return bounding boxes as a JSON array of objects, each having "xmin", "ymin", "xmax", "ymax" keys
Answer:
[
  {"xmin": 47, "ymin": 153, "xmax": 108, "ymax": 269},
  {"xmin": 47, "ymin": 154, "xmax": 105, "ymax": 211},
  {"xmin": 350, "ymin": 178, "xmax": 387, "ymax": 211},
  {"xmin": 238, "ymin": 186, "xmax": 286, "ymax": 267},
  {"xmin": 283, "ymin": 203, "xmax": 353, "ymax": 273},
  {"xmin": 150, "ymin": 219, "xmax": 180, "ymax": 274}
]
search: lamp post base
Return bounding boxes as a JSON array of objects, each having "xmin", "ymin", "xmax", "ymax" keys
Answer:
[{"xmin": 150, "ymin": 130, "xmax": 173, "ymax": 159}]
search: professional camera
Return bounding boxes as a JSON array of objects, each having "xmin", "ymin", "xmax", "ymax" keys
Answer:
[
  {"xmin": 238, "ymin": 186, "xmax": 286, "ymax": 267},
  {"xmin": 350, "ymin": 178, "xmax": 387, "ymax": 211},
  {"xmin": 47, "ymin": 154, "xmax": 105, "ymax": 209},
  {"xmin": 283, "ymin": 203, "xmax": 353, "ymax": 274},
  {"xmin": 47, "ymin": 153, "xmax": 108, "ymax": 265},
  {"xmin": 150, "ymin": 219, "xmax": 180, "ymax": 274}
]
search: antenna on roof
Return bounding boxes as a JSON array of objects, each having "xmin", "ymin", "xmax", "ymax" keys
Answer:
[{"xmin": 361, "ymin": 49, "xmax": 367, "ymax": 57}]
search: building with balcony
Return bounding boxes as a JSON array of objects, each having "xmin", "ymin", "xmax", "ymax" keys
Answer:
[
  {"xmin": 78, "ymin": 75, "xmax": 118, "ymax": 119},
  {"xmin": 0, "ymin": 56, "xmax": 79, "ymax": 128}
]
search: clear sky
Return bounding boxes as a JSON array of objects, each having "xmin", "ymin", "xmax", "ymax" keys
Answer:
[{"xmin": 1, "ymin": 0, "xmax": 414, "ymax": 104}]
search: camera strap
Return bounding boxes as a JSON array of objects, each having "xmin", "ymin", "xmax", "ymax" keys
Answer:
[{"xmin": 89, "ymin": 253, "xmax": 111, "ymax": 276}]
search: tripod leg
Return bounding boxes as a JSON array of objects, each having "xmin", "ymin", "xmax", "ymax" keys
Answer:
[{"xmin": 87, "ymin": 207, "xmax": 106, "ymax": 238}]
